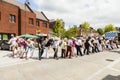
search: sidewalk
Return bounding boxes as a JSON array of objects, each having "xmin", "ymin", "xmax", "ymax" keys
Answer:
[
  {"xmin": 0, "ymin": 48, "xmax": 120, "ymax": 80},
  {"xmin": 0, "ymin": 48, "xmax": 60, "ymax": 68}
]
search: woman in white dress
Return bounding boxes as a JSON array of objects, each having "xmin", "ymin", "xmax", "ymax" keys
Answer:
[{"xmin": 8, "ymin": 34, "xmax": 18, "ymax": 57}]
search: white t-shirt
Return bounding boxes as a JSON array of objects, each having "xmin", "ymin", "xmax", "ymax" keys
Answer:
[
  {"xmin": 106, "ymin": 40, "xmax": 110, "ymax": 44},
  {"xmin": 52, "ymin": 40, "xmax": 59, "ymax": 48},
  {"xmin": 77, "ymin": 39, "xmax": 82, "ymax": 46},
  {"xmin": 9, "ymin": 37, "xmax": 17, "ymax": 46},
  {"xmin": 67, "ymin": 39, "xmax": 73, "ymax": 46}
]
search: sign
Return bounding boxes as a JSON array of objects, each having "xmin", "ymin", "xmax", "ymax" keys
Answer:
[{"xmin": 36, "ymin": 30, "xmax": 41, "ymax": 33}]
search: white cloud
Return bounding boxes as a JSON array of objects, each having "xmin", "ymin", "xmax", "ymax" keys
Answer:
[{"xmin": 31, "ymin": 0, "xmax": 120, "ymax": 29}]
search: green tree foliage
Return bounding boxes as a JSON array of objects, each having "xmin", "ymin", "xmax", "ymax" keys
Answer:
[
  {"xmin": 60, "ymin": 29, "xmax": 66, "ymax": 38},
  {"xmin": 104, "ymin": 24, "xmax": 116, "ymax": 33},
  {"xmin": 52, "ymin": 19, "xmax": 65, "ymax": 37},
  {"xmin": 65, "ymin": 25, "xmax": 79, "ymax": 38},
  {"xmin": 81, "ymin": 22, "xmax": 90, "ymax": 35},
  {"xmin": 97, "ymin": 28, "xmax": 104, "ymax": 35}
]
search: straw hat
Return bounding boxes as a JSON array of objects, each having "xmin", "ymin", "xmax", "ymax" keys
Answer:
[
  {"xmin": 73, "ymin": 38, "xmax": 77, "ymax": 40},
  {"xmin": 71, "ymin": 37, "xmax": 74, "ymax": 39},
  {"xmin": 27, "ymin": 39, "xmax": 31, "ymax": 42},
  {"xmin": 11, "ymin": 34, "xmax": 14, "ymax": 37},
  {"xmin": 64, "ymin": 38, "xmax": 67, "ymax": 40}
]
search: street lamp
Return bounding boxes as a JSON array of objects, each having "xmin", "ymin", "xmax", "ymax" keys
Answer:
[{"xmin": 24, "ymin": 1, "xmax": 26, "ymax": 35}]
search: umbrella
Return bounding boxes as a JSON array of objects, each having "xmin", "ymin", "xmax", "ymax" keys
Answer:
[
  {"xmin": 19, "ymin": 34, "xmax": 38, "ymax": 39},
  {"xmin": 36, "ymin": 33, "xmax": 47, "ymax": 37}
]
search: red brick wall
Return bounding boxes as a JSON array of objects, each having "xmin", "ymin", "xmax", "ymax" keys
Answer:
[
  {"xmin": 40, "ymin": 20, "xmax": 49, "ymax": 34},
  {"xmin": 35, "ymin": 20, "xmax": 49, "ymax": 35},
  {"xmin": 20, "ymin": 10, "xmax": 36, "ymax": 35},
  {"xmin": 0, "ymin": 1, "xmax": 49, "ymax": 36},
  {"xmin": 0, "ymin": 1, "xmax": 18, "ymax": 35}
]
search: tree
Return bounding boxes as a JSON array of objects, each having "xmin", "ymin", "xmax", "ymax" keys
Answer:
[
  {"xmin": 60, "ymin": 28, "xmax": 66, "ymax": 38},
  {"xmin": 52, "ymin": 19, "xmax": 65, "ymax": 37},
  {"xmin": 104, "ymin": 24, "xmax": 116, "ymax": 33},
  {"xmin": 97, "ymin": 28, "xmax": 104, "ymax": 35},
  {"xmin": 81, "ymin": 22, "xmax": 90, "ymax": 35},
  {"xmin": 65, "ymin": 25, "xmax": 79, "ymax": 38}
]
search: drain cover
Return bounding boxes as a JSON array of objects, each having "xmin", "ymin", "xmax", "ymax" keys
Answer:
[{"xmin": 106, "ymin": 59, "xmax": 114, "ymax": 62}]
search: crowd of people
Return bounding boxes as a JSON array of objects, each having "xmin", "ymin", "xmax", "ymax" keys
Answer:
[
  {"xmin": 8, "ymin": 34, "xmax": 36, "ymax": 59},
  {"xmin": 7, "ymin": 34, "xmax": 119, "ymax": 60}
]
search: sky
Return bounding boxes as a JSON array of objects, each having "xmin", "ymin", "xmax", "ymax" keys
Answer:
[{"xmin": 17, "ymin": 0, "xmax": 120, "ymax": 29}]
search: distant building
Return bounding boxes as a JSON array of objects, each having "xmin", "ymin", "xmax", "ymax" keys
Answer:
[
  {"xmin": 49, "ymin": 19, "xmax": 65, "ymax": 38},
  {"xmin": 78, "ymin": 24, "xmax": 99, "ymax": 37},
  {"xmin": 116, "ymin": 27, "xmax": 120, "ymax": 32},
  {"xmin": 89, "ymin": 27, "xmax": 99, "ymax": 37},
  {"xmin": 0, "ymin": 0, "xmax": 49, "ymax": 40},
  {"xmin": 49, "ymin": 19, "xmax": 65, "ymax": 29},
  {"xmin": 49, "ymin": 19, "xmax": 56, "ymax": 29},
  {"xmin": 49, "ymin": 19, "xmax": 56, "ymax": 38}
]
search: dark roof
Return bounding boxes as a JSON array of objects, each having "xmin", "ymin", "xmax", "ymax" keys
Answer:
[
  {"xmin": 2, "ymin": 0, "xmax": 49, "ymax": 21},
  {"xmin": 34, "ymin": 11, "xmax": 49, "ymax": 21},
  {"xmin": 2, "ymin": 0, "xmax": 32, "ymax": 12}
]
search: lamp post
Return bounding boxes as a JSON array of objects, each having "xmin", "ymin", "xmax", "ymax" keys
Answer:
[{"xmin": 25, "ymin": 1, "xmax": 26, "ymax": 35}]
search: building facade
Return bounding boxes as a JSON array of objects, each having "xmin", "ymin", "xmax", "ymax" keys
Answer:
[
  {"xmin": 0, "ymin": 0, "xmax": 49, "ymax": 40},
  {"xmin": 78, "ymin": 24, "xmax": 99, "ymax": 37}
]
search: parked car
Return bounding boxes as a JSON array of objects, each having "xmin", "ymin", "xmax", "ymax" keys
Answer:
[{"xmin": 0, "ymin": 40, "xmax": 11, "ymax": 50}]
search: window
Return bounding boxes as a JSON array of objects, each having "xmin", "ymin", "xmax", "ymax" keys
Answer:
[
  {"xmin": 29, "ymin": 18, "xmax": 34, "ymax": 25},
  {"xmin": 43, "ymin": 22, "xmax": 47, "ymax": 28},
  {"xmin": 36, "ymin": 20, "xmax": 39, "ymax": 27},
  {"xmin": 3, "ymin": 34, "xmax": 8, "ymax": 40},
  {"xmin": 9, "ymin": 14, "xmax": 16, "ymax": 23}
]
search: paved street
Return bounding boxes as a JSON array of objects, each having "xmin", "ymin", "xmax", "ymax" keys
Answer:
[{"xmin": 0, "ymin": 48, "xmax": 120, "ymax": 80}]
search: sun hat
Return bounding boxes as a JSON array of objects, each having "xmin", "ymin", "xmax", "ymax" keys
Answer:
[
  {"xmin": 11, "ymin": 34, "xmax": 14, "ymax": 37},
  {"xmin": 27, "ymin": 39, "xmax": 31, "ymax": 42}
]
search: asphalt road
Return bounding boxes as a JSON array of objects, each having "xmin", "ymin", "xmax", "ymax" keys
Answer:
[{"xmin": 0, "ymin": 48, "xmax": 120, "ymax": 80}]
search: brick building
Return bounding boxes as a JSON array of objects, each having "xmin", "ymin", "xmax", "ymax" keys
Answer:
[
  {"xmin": 78, "ymin": 25, "xmax": 99, "ymax": 37},
  {"xmin": 0, "ymin": 0, "xmax": 49, "ymax": 40}
]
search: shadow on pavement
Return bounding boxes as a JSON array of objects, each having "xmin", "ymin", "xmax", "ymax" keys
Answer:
[
  {"xmin": 109, "ymin": 50, "xmax": 120, "ymax": 54},
  {"xmin": 105, "ymin": 59, "xmax": 114, "ymax": 62},
  {"xmin": 102, "ymin": 75, "xmax": 120, "ymax": 80}
]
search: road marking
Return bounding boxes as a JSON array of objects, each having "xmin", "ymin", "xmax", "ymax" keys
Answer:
[
  {"xmin": 110, "ymin": 68, "xmax": 120, "ymax": 73},
  {"xmin": 86, "ymin": 57, "xmax": 120, "ymax": 80},
  {"xmin": 107, "ymin": 57, "xmax": 120, "ymax": 68}
]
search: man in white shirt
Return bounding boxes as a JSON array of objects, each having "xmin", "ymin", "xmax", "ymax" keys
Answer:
[
  {"xmin": 52, "ymin": 38, "xmax": 59, "ymax": 60},
  {"xmin": 95, "ymin": 38, "xmax": 100, "ymax": 52},
  {"xmin": 106, "ymin": 39, "xmax": 111, "ymax": 50},
  {"xmin": 76, "ymin": 37, "xmax": 83, "ymax": 56}
]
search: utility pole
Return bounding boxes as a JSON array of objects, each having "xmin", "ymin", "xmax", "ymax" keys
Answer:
[
  {"xmin": 24, "ymin": 0, "xmax": 30, "ymax": 35},
  {"xmin": 25, "ymin": 1, "xmax": 26, "ymax": 35}
]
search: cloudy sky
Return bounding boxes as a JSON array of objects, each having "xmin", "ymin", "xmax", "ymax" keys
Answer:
[{"xmin": 17, "ymin": 0, "xmax": 120, "ymax": 29}]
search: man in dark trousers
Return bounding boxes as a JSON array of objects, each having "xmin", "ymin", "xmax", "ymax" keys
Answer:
[
  {"xmin": 84, "ymin": 37, "xmax": 91, "ymax": 55},
  {"xmin": 37, "ymin": 37, "xmax": 44, "ymax": 60},
  {"xmin": 52, "ymin": 38, "xmax": 59, "ymax": 60},
  {"xmin": 76, "ymin": 37, "xmax": 83, "ymax": 56}
]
